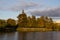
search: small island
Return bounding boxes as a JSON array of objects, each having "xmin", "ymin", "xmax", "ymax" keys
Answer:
[{"xmin": 0, "ymin": 10, "xmax": 60, "ymax": 32}]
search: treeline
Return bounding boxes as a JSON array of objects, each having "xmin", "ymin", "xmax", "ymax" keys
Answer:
[
  {"xmin": 0, "ymin": 18, "xmax": 17, "ymax": 32},
  {"xmin": 0, "ymin": 10, "xmax": 60, "ymax": 31}
]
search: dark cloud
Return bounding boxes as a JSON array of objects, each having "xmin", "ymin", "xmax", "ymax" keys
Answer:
[{"xmin": 31, "ymin": 7, "xmax": 60, "ymax": 17}]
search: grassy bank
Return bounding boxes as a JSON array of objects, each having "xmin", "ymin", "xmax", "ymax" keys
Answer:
[{"xmin": 17, "ymin": 28, "xmax": 53, "ymax": 32}]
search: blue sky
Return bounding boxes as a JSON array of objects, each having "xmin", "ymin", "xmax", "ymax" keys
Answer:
[{"xmin": 0, "ymin": 0, "xmax": 60, "ymax": 21}]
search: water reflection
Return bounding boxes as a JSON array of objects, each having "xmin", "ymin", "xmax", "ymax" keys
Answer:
[
  {"xmin": 14, "ymin": 32, "xmax": 18, "ymax": 40},
  {"xmin": 0, "ymin": 32, "xmax": 59, "ymax": 40},
  {"xmin": 57, "ymin": 32, "xmax": 60, "ymax": 40},
  {"xmin": 3, "ymin": 34, "xmax": 7, "ymax": 40},
  {"xmin": 0, "ymin": 32, "xmax": 18, "ymax": 40},
  {"xmin": 26, "ymin": 32, "xmax": 53, "ymax": 40}
]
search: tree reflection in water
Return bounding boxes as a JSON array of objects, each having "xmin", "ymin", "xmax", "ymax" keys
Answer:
[{"xmin": 0, "ymin": 32, "xmax": 58, "ymax": 40}]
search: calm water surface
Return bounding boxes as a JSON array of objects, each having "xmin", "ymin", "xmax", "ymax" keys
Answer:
[{"xmin": 0, "ymin": 32, "xmax": 60, "ymax": 40}]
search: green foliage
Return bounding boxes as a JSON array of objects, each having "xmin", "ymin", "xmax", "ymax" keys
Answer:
[
  {"xmin": 45, "ymin": 16, "xmax": 49, "ymax": 28},
  {"xmin": 39, "ymin": 16, "xmax": 45, "ymax": 28},
  {"xmin": 17, "ymin": 10, "xmax": 27, "ymax": 28},
  {"xmin": 0, "ymin": 19, "xmax": 7, "ymax": 28},
  {"xmin": 17, "ymin": 10, "xmax": 59, "ymax": 30},
  {"xmin": 37, "ymin": 16, "xmax": 45, "ymax": 28},
  {"xmin": 7, "ymin": 18, "xmax": 16, "ymax": 26},
  {"xmin": 31, "ymin": 15, "xmax": 37, "ymax": 28},
  {"xmin": 27, "ymin": 16, "xmax": 32, "ymax": 28}
]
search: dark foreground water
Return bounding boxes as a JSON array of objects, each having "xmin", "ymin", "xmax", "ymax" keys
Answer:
[{"xmin": 0, "ymin": 32, "xmax": 60, "ymax": 40}]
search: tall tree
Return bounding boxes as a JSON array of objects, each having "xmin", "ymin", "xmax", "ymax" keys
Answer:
[
  {"xmin": 40, "ymin": 16, "xmax": 45, "ymax": 28},
  {"xmin": 17, "ymin": 10, "xmax": 27, "ymax": 28},
  {"xmin": 31, "ymin": 15, "xmax": 37, "ymax": 28},
  {"xmin": 27, "ymin": 16, "xmax": 32, "ymax": 28},
  {"xmin": 37, "ymin": 18, "xmax": 41, "ymax": 28},
  {"xmin": 38, "ymin": 16, "xmax": 45, "ymax": 28},
  {"xmin": 45, "ymin": 16, "xmax": 50, "ymax": 28},
  {"xmin": 49, "ymin": 18, "xmax": 54, "ymax": 30}
]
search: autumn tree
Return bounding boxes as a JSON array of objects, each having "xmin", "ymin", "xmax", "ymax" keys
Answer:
[
  {"xmin": 17, "ymin": 10, "xmax": 27, "ymax": 28},
  {"xmin": 38, "ymin": 16, "xmax": 45, "ymax": 28},
  {"xmin": 0, "ymin": 19, "xmax": 7, "ymax": 28},
  {"xmin": 49, "ymin": 18, "xmax": 54, "ymax": 30},
  {"xmin": 31, "ymin": 15, "xmax": 37, "ymax": 28},
  {"xmin": 53, "ymin": 23, "xmax": 58, "ymax": 31},
  {"xmin": 7, "ymin": 18, "xmax": 16, "ymax": 28},
  {"xmin": 27, "ymin": 16, "xmax": 32, "ymax": 28},
  {"xmin": 45, "ymin": 16, "xmax": 50, "ymax": 28},
  {"xmin": 37, "ymin": 18, "xmax": 41, "ymax": 28}
]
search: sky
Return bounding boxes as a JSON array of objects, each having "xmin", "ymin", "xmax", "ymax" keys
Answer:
[{"xmin": 0, "ymin": 0, "xmax": 60, "ymax": 22}]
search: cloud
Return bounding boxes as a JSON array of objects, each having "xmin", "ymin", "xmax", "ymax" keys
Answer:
[
  {"xmin": 0, "ymin": 0, "xmax": 40, "ymax": 11},
  {"xmin": 31, "ymin": 7, "xmax": 60, "ymax": 17},
  {"xmin": 9, "ymin": 2, "xmax": 39, "ymax": 11}
]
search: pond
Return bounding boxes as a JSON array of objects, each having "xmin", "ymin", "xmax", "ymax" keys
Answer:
[{"xmin": 0, "ymin": 32, "xmax": 60, "ymax": 40}]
